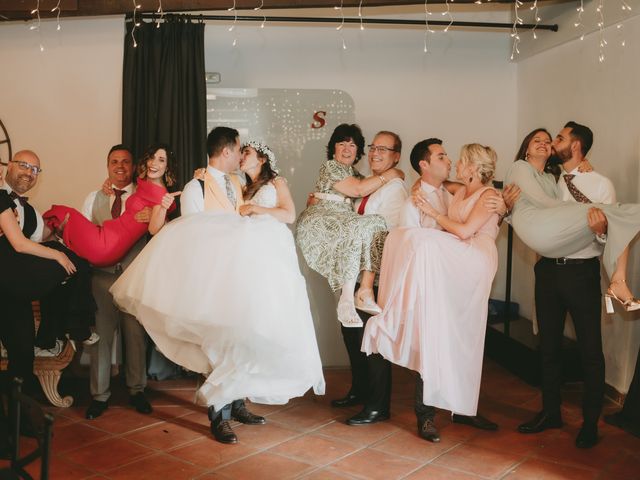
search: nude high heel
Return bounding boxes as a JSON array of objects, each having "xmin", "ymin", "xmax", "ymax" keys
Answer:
[
  {"xmin": 605, "ymin": 279, "xmax": 640, "ymax": 314},
  {"xmin": 354, "ymin": 288, "xmax": 382, "ymax": 315}
]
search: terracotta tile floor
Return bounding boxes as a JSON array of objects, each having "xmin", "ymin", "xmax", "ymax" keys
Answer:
[{"xmin": 3, "ymin": 360, "xmax": 640, "ymax": 479}]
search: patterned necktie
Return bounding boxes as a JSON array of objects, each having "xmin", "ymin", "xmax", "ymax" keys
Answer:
[
  {"xmin": 563, "ymin": 174, "xmax": 592, "ymax": 204},
  {"xmin": 8, "ymin": 191, "xmax": 28, "ymax": 206},
  {"xmin": 111, "ymin": 189, "xmax": 126, "ymax": 219},
  {"xmin": 223, "ymin": 174, "xmax": 237, "ymax": 208},
  {"xmin": 357, "ymin": 195, "xmax": 370, "ymax": 215}
]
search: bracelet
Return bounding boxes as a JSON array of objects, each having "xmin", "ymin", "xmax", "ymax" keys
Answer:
[{"xmin": 378, "ymin": 174, "xmax": 386, "ymax": 185}]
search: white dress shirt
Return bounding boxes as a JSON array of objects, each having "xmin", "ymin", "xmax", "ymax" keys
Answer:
[
  {"xmin": 81, "ymin": 182, "xmax": 135, "ymax": 220},
  {"xmin": 353, "ymin": 178, "xmax": 409, "ymax": 228},
  {"xmin": 558, "ymin": 166, "xmax": 616, "ymax": 259},
  {"xmin": 181, "ymin": 166, "xmax": 242, "ymax": 216},
  {"xmin": 1, "ymin": 183, "xmax": 44, "ymax": 242},
  {"xmin": 399, "ymin": 181, "xmax": 451, "ymax": 229}
]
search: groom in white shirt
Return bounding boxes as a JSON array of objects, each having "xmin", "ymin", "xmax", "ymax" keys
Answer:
[
  {"xmin": 399, "ymin": 139, "xmax": 499, "ymax": 442},
  {"xmin": 181, "ymin": 127, "xmax": 265, "ymax": 445}
]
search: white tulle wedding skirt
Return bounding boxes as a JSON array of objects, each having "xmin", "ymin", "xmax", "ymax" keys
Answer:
[{"xmin": 110, "ymin": 211, "xmax": 325, "ymax": 410}]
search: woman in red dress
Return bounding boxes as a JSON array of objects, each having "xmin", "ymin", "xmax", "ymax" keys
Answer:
[{"xmin": 44, "ymin": 144, "xmax": 180, "ymax": 267}]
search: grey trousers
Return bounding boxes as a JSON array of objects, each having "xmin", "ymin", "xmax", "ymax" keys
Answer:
[{"xmin": 89, "ymin": 269, "xmax": 147, "ymax": 402}]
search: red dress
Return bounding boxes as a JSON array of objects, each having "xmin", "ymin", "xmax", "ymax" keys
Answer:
[{"xmin": 43, "ymin": 179, "xmax": 174, "ymax": 267}]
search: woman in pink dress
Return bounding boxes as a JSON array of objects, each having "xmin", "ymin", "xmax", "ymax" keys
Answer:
[
  {"xmin": 362, "ymin": 143, "xmax": 500, "ymax": 416},
  {"xmin": 43, "ymin": 144, "xmax": 178, "ymax": 267}
]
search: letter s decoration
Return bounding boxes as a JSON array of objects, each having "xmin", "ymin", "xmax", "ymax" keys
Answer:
[{"xmin": 311, "ymin": 111, "xmax": 326, "ymax": 129}]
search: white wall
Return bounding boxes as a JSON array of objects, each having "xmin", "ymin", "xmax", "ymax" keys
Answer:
[
  {"xmin": 0, "ymin": 17, "xmax": 126, "ymax": 211},
  {"xmin": 203, "ymin": 12, "xmax": 518, "ymax": 366},
  {"xmin": 0, "ymin": 10, "xmax": 518, "ymax": 368},
  {"xmin": 516, "ymin": 12, "xmax": 640, "ymax": 392}
]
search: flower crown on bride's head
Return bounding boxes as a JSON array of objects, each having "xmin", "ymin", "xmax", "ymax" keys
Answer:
[{"xmin": 243, "ymin": 140, "xmax": 279, "ymax": 174}]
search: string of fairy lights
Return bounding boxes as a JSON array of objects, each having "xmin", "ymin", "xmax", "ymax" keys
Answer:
[{"xmin": 25, "ymin": 0, "xmax": 635, "ymax": 61}]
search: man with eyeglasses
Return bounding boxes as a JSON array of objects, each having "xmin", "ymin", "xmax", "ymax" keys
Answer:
[
  {"xmin": 1, "ymin": 151, "xmax": 54, "ymax": 395},
  {"xmin": 2, "ymin": 150, "xmax": 45, "ymax": 243},
  {"xmin": 330, "ymin": 131, "xmax": 410, "ymax": 425}
]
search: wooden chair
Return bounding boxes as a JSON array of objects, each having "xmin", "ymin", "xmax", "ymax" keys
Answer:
[
  {"xmin": 0, "ymin": 377, "xmax": 54, "ymax": 480},
  {"xmin": 0, "ymin": 302, "xmax": 75, "ymax": 408}
]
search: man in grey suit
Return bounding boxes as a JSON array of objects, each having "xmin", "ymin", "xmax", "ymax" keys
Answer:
[{"xmin": 82, "ymin": 145, "xmax": 152, "ymax": 419}]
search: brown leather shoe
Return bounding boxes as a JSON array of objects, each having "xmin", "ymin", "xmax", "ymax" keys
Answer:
[
  {"xmin": 418, "ymin": 418, "xmax": 440, "ymax": 443},
  {"xmin": 211, "ymin": 418, "xmax": 238, "ymax": 444},
  {"xmin": 231, "ymin": 406, "xmax": 266, "ymax": 425}
]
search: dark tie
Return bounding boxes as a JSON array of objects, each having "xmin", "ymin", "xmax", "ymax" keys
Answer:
[
  {"xmin": 111, "ymin": 189, "xmax": 126, "ymax": 219},
  {"xmin": 8, "ymin": 191, "xmax": 29, "ymax": 206},
  {"xmin": 563, "ymin": 174, "xmax": 592, "ymax": 204},
  {"xmin": 357, "ymin": 195, "xmax": 370, "ymax": 215},
  {"xmin": 9, "ymin": 190, "xmax": 36, "ymax": 237},
  {"xmin": 223, "ymin": 175, "xmax": 237, "ymax": 208}
]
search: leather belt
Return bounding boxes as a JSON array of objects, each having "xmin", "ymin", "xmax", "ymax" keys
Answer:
[{"xmin": 542, "ymin": 256, "xmax": 597, "ymax": 265}]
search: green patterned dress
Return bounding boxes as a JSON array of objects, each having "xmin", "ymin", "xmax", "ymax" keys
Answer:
[{"xmin": 296, "ymin": 160, "xmax": 388, "ymax": 292}]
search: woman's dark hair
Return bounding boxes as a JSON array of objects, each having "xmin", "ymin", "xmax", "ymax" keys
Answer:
[
  {"xmin": 137, "ymin": 143, "xmax": 177, "ymax": 188},
  {"xmin": 514, "ymin": 128, "xmax": 560, "ymax": 178},
  {"xmin": 244, "ymin": 147, "xmax": 278, "ymax": 200},
  {"xmin": 326, "ymin": 123, "xmax": 365, "ymax": 164}
]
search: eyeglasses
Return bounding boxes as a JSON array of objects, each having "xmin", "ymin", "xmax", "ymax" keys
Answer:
[
  {"xmin": 10, "ymin": 160, "xmax": 42, "ymax": 176},
  {"xmin": 368, "ymin": 145, "xmax": 397, "ymax": 153}
]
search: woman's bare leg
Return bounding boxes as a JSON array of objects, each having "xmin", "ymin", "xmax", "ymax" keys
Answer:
[{"xmin": 608, "ymin": 247, "xmax": 638, "ymax": 304}]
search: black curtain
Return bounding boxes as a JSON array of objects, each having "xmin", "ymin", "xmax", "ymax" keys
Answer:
[{"xmin": 122, "ymin": 15, "xmax": 207, "ymax": 188}]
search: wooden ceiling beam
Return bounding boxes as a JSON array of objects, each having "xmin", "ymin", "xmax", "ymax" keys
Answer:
[{"xmin": 0, "ymin": 0, "xmax": 568, "ymax": 22}]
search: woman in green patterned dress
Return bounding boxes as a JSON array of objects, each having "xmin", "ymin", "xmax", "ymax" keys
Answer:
[{"xmin": 296, "ymin": 124, "xmax": 404, "ymax": 327}]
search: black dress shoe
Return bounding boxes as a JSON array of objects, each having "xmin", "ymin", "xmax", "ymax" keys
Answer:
[
  {"xmin": 211, "ymin": 418, "xmax": 238, "ymax": 444},
  {"xmin": 418, "ymin": 418, "xmax": 440, "ymax": 443},
  {"xmin": 85, "ymin": 400, "xmax": 108, "ymax": 420},
  {"xmin": 331, "ymin": 393, "xmax": 363, "ymax": 408},
  {"xmin": 575, "ymin": 425, "xmax": 598, "ymax": 449},
  {"xmin": 231, "ymin": 406, "xmax": 265, "ymax": 425},
  {"xmin": 604, "ymin": 412, "xmax": 640, "ymax": 438},
  {"xmin": 346, "ymin": 409, "xmax": 389, "ymax": 425},
  {"xmin": 129, "ymin": 393, "xmax": 153, "ymax": 414},
  {"xmin": 452, "ymin": 414, "xmax": 498, "ymax": 431},
  {"xmin": 0, "ymin": 444, "xmax": 11, "ymax": 460},
  {"xmin": 518, "ymin": 411, "xmax": 562, "ymax": 434}
]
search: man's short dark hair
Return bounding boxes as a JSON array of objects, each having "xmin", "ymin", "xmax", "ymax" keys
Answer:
[
  {"xmin": 207, "ymin": 127, "xmax": 239, "ymax": 158},
  {"xmin": 107, "ymin": 144, "xmax": 133, "ymax": 158},
  {"xmin": 564, "ymin": 121, "xmax": 593, "ymax": 156},
  {"xmin": 410, "ymin": 138, "xmax": 442, "ymax": 174}
]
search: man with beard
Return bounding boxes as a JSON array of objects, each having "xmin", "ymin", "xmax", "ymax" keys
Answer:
[{"xmin": 517, "ymin": 122, "xmax": 614, "ymax": 449}]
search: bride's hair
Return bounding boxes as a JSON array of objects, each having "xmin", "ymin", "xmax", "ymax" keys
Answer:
[
  {"xmin": 137, "ymin": 143, "xmax": 177, "ymax": 188},
  {"xmin": 244, "ymin": 145, "xmax": 278, "ymax": 200},
  {"xmin": 460, "ymin": 143, "xmax": 497, "ymax": 184}
]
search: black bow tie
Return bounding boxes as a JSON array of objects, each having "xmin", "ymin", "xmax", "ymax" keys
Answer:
[{"xmin": 9, "ymin": 191, "xmax": 29, "ymax": 206}]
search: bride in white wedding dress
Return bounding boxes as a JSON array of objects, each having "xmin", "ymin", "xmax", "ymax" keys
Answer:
[{"xmin": 110, "ymin": 141, "xmax": 326, "ymax": 410}]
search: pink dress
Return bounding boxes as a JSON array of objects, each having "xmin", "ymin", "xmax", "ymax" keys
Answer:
[
  {"xmin": 362, "ymin": 186, "xmax": 499, "ymax": 416},
  {"xmin": 43, "ymin": 179, "xmax": 173, "ymax": 267}
]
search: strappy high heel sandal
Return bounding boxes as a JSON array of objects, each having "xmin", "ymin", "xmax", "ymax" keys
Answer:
[
  {"xmin": 337, "ymin": 300, "xmax": 364, "ymax": 328},
  {"xmin": 604, "ymin": 279, "xmax": 640, "ymax": 314}
]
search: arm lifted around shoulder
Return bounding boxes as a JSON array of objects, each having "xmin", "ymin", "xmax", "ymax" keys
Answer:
[
  {"xmin": 239, "ymin": 177, "xmax": 296, "ymax": 223},
  {"xmin": 333, "ymin": 168, "xmax": 404, "ymax": 198},
  {"xmin": 419, "ymin": 189, "xmax": 499, "ymax": 240}
]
